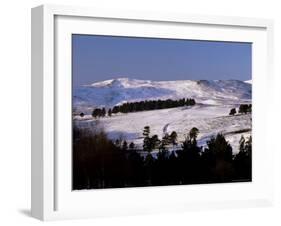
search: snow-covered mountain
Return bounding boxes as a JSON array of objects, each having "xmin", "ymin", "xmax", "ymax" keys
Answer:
[
  {"xmin": 73, "ymin": 78, "xmax": 251, "ymax": 113},
  {"xmin": 74, "ymin": 77, "xmax": 252, "ymax": 154}
]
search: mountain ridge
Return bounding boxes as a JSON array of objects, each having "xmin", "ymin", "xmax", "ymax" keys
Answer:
[{"xmin": 73, "ymin": 78, "xmax": 251, "ymax": 113}]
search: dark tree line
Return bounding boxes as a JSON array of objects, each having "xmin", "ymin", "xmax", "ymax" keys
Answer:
[
  {"xmin": 89, "ymin": 98, "xmax": 196, "ymax": 119},
  {"xmin": 239, "ymin": 104, "xmax": 252, "ymax": 114},
  {"xmin": 229, "ymin": 104, "xmax": 252, "ymax": 116},
  {"xmin": 73, "ymin": 126, "xmax": 252, "ymax": 189},
  {"xmin": 92, "ymin": 107, "xmax": 106, "ymax": 118},
  {"xmin": 112, "ymin": 98, "xmax": 196, "ymax": 114}
]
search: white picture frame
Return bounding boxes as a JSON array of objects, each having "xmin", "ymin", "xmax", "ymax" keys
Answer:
[{"xmin": 31, "ymin": 4, "xmax": 274, "ymax": 221}]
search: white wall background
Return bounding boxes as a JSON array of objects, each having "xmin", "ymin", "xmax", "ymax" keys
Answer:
[{"xmin": 0, "ymin": 0, "xmax": 280, "ymax": 225}]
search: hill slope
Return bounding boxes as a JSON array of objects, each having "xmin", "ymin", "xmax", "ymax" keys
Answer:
[
  {"xmin": 73, "ymin": 78, "xmax": 251, "ymax": 113},
  {"xmin": 73, "ymin": 78, "xmax": 252, "ymax": 153}
]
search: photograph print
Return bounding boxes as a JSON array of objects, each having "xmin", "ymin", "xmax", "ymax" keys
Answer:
[{"xmin": 72, "ymin": 35, "xmax": 252, "ymax": 190}]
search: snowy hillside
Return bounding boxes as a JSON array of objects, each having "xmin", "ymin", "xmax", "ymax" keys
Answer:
[
  {"xmin": 73, "ymin": 78, "xmax": 251, "ymax": 113},
  {"xmin": 244, "ymin": 80, "xmax": 252, "ymax": 84},
  {"xmin": 73, "ymin": 78, "xmax": 252, "ymax": 154}
]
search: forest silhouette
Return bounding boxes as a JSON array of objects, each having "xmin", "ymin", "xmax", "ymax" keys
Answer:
[{"xmin": 73, "ymin": 125, "xmax": 251, "ymax": 190}]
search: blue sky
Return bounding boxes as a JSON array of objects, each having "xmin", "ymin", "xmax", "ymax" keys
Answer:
[{"xmin": 72, "ymin": 34, "xmax": 251, "ymax": 87}]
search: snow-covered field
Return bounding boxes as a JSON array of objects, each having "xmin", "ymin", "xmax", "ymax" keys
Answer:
[{"xmin": 73, "ymin": 78, "xmax": 252, "ymax": 154}]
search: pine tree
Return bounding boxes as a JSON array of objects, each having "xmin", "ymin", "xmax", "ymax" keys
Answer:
[
  {"xmin": 206, "ymin": 133, "xmax": 232, "ymax": 162},
  {"xmin": 115, "ymin": 139, "xmax": 121, "ymax": 148},
  {"xmin": 160, "ymin": 134, "xmax": 170, "ymax": 151},
  {"xmin": 170, "ymin": 131, "xmax": 178, "ymax": 145},
  {"xmin": 151, "ymin": 134, "xmax": 160, "ymax": 149},
  {"xmin": 229, "ymin": 108, "xmax": 236, "ymax": 115},
  {"xmin": 122, "ymin": 140, "xmax": 128, "ymax": 151},
  {"xmin": 112, "ymin": 106, "xmax": 119, "ymax": 114},
  {"xmin": 143, "ymin": 126, "xmax": 152, "ymax": 152},
  {"xmin": 108, "ymin": 108, "xmax": 112, "ymax": 117},
  {"xmin": 239, "ymin": 104, "xmax": 248, "ymax": 114},
  {"xmin": 101, "ymin": 108, "xmax": 106, "ymax": 117},
  {"xmin": 189, "ymin": 127, "xmax": 199, "ymax": 144},
  {"xmin": 92, "ymin": 108, "xmax": 102, "ymax": 118},
  {"xmin": 129, "ymin": 142, "xmax": 135, "ymax": 150},
  {"xmin": 234, "ymin": 135, "xmax": 252, "ymax": 180},
  {"xmin": 247, "ymin": 104, "xmax": 252, "ymax": 113},
  {"xmin": 143, "ymin": 126, "xmax": 150, "ymax": 138},
  {"xmin": 204, "ymin": 133, "xmax": 234, "ymax": 181},
  {"xmin": 239, "ymin": 136, "xmax": 245, "ymax": 152}
]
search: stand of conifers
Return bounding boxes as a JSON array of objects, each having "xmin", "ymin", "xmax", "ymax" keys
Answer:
[{"xmin": 73, "ymin": 126, "xmax": 251, "ymax": 190}]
